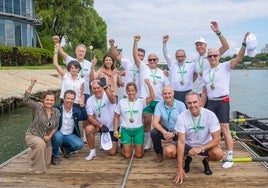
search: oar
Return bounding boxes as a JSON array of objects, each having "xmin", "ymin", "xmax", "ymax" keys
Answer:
[
  {"xmin": 230, "ymin": 117, "xmax": 268, "ymax": 123},
  {"xmin": 231, "ymin": 130, "xmax": 268, "ymax": 137},
  {"xmin": 221, "ymin": 157, "xmax": 268, "ymax": 162}
]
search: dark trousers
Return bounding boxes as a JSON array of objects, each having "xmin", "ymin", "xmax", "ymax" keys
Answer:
[{"xmin": 151, "ymin": 128, "xmax": 178, "ymax": 155}]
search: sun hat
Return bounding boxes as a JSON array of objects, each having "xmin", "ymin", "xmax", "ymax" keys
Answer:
[
  {"xmin": 101, "ymin": 132, "xmax": 112, "ymax": 150},
  {"xmin": 195, "ymin": 37, "xmax": 207, "ymax": 44},
  {"xmin": 246, "ymin": 33, "xmax": 257, "ymax": 57}
]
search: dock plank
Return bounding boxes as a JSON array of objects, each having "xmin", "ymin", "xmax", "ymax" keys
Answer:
[{"xmin": 0, "ymin": 139, "xmax": 267, "ymax": 188}]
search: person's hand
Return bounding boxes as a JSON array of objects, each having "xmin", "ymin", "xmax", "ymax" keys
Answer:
[
  {"xmin": 113, "ymin": 131, "xmax": 120, "ymax": 139},
  {"xmin": 174, "ymin": 167, "xmax": 186, "ymax": 184},
  {"xmin": 31, "ymin": 79, "xmax": 37, "ymax": 85},
  {"xmin": 243, "ymin": 32, "xmax": 250, "ymax": 43},
  {"xmin": 109, "ymin": 39, "xmax": 115, "ymax": 46},
  {"xmin": 134, "ymin": 35, "xmax": 141, "ymax": 43},
  {"xmin": 100, "ymin": 124, "xmax": 109, "ymax": 133},
  {"xmin": 163, "ymin": 131, "xmax": 174, "ymax": 142},
  {"xmin": 163, "ymin": 35, "xmax": 169, "ymax": 43},
  {"xmin": 43, "ymin": 135, "xmax": 50, "ymax": 143},
  {"xmin": 210, "ymin": 21, "xmax": 220, "ymax": 34},
  {"xmin": 78, "ymin": 98, "xmax": 85, "ymax": 107},
  {"xmin": 92, "ymin": 55, "xmax": 97, "ymax": 66},
  {"xmin": 98, "ymin": 77, "xmax": 107, "ymax": 88},
  {"xmin": 144, "ymin": 79, "xmax": 150, "ymax": 85},
  {"xmin": 53, "ymin": 36, "xmax": 60, "ymax": 44},
  {"xmin": 163, "ymin": 69, "xmax": 169, "ymax": 77}
]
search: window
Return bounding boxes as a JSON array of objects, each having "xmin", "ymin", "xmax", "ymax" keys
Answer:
[
  {"xmin": 6, "ymin": 20, "xmax": 14, "ymax": 45},
  {"xmin": 0, "ymin": 19, "xmax": 5, "ymax": 45},
  {"xmin": 22, "ymin": 23, "xmax": 27, "ymax": 46},
  {"xmin": 14, "ymin": 22, "xmax": 21, "ymax": 46},
  {"xmin": 0, "ymin": 0, "xmax": 4, "ymax": 12},
  {"xmin": 5, "ymin": 0, "xmax": 12, "ymax": 13},
  {"xmin": 14, "ymin": 0, "xmax": 21, "ymax": 15}
]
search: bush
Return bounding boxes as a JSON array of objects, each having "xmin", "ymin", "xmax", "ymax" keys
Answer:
[{"xmin": 0, "ymin": 46, "xmax": 53, "ymax": 66}]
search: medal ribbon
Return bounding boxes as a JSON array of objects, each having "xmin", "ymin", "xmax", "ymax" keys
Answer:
[
  {"xmin": 190, "ymin": 112, "xmax": 204, "ymax": 133},
  {"xmin": 128, "ymin": 99, "xmax": 136, "ymax": 120},
  {"xmin": 177, "ymin": 64, "xmax": 186, "ymax": 83},
  {"xmin": 164, "ymin": 100, "xmax": 174, "ymax": 128},
  {"xmin": 150, "ymin": 69, "xmax": 159, "ymax": 83},
  {"xmin": 198, "ymin": 56, "xmax": 204, "ymax": 75},
  {"xmin": 95, "ymin": 97, "xmax": 103, "ymax": 115},
  {"xmin": 209, "ymin": 66, "xmax": 218, "ymax": 87},
  {"xmin": 131, "ymin": 65, "xmax": 139, "ymax": 81}
]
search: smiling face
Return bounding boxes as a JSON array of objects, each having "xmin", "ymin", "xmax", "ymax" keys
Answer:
[
  {"xmin": 147, "ymin": 53, "xmax": 159, "ymax": 69},
  {"xmin": 63, "ymin": 93, "xmax": 75, "ymax": 109},
  {"xmin": 43, "ymin": 94, "xmax": 56, "ymax": 109},
  {"xmin": 207, "ymin": 48, "xmax": 220, "ymax": 68},
  {"xmin": 103, "ymin": 55, "xmax": 115, "ymax": 70},
  {"xmin": 175, "ymin": 49, "xmax": 186, "ymax": 64},
  {"xmin": 162, "ymin": 86, "xmax": 174, "ymax": 105},
  {"xmin": 92, "ymin": 81, "xmax": 104, "ymax": 99},
  {"xmin": 75, "ymin": 45, "xmax": 86, "ymax": 62},
  {"xmin": 195, "ymin": 42, "xmax": 207, "ymax": 56},
  {"xmin": 186, "ymin": 92, "xmax": 201, "ymax": 117},
  {"xmin": 126, "ymin": 82, "xmax": 137, "ymax": 101}
]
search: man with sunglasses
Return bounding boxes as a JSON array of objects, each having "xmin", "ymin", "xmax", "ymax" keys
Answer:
[
  {"xmin": 133, "ymin": 35, "xmax": 170, "ymax": 151},
  {"xmin": 162, "ymin": 35, "xmax": 195, "ymax": 105},
  {"xmin": 200, "ymin": 32, "xmax": 250, "ymax": 169},
  {"xmin": 193, "ymin": 21, "xmax": 229, "ymax": 96}
]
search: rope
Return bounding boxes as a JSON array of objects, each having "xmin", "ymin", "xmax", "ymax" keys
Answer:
[{"xmin": 121, "ymin": 150, "xmax": 135, "ymax": 188}]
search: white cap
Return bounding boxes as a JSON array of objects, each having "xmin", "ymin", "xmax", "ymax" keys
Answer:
[
  {"xmin": 101, "ymin": 132, "xmax": 112, "ymax": 150},
  {"xmin": 246, "ymin": 33, "xmax": 257, "ymax": 57},
  {"xmin": 195, "ymin": 37, "xmax": 207, "ymax": 44}
]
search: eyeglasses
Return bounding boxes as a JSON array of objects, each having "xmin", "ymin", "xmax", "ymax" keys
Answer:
[
  {"xmin": 207, "ymin": 54, "xmax": 219, "ymax": 59},
  {"xmin": 176, "ymin": 55, "xmax": 185, "ymax": 58},
  {"xmin": 148, "ymin": 58, "xmax": 157, "ymax": 62}
]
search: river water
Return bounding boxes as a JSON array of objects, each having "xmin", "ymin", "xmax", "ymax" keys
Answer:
[{"xmin": 0, "ymin": 69, "xmax": 268, "ymax": 164}]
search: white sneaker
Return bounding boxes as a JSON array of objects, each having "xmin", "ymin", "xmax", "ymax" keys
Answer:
[
  {"xmin": 222, "ymin": 161, "xmax": 233, "ymax": 169},
  {"xmin": 144, "ymin": 143, "xmax": 151, "ymax": 151},
  {"xmin": 85, "ymin": 151, "xmax": 96, "ymax": 161}
]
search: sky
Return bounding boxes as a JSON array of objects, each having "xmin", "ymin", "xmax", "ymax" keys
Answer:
[{"xmin": 94, "ymin": 0, "xmax": 268, "ymax": 62}]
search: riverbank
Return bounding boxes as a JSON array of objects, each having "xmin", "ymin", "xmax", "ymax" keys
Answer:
[{"xmin": 0, "ymin": 69, "xmax": 61, "ymax": 112}]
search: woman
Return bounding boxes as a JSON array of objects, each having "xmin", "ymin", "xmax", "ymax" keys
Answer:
[
  {"xmin": 114, "ymin": 79, "xmax": 155, "ymax": 158},
  {"xmin": 53, "ymin": 44, "xmax": 85, "ymax": 108},
  {"xmin": 24, "ymin": 79, "xmax": 60, "ymax": 173},
  {"xmin": 95, "ymin": 54, "xmax": 123, "ymax": 100}
]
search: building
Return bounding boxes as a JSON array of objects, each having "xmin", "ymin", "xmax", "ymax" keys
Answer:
[
  {"xmin": 0, "ymin": 0, "xmax": 40, "ymax": 47},
  {"xmin": 261, "ymin": 43, "xmax": 268, "ymax": 53}
]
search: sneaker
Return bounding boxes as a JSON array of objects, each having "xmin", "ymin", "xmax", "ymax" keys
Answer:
[
  {"xmin": 51, "ymin": 157, "xmax": 61, "ymax": 165},
  {"xmin": 85, "ymin": 151, "xmax": 96, "ymax": 161},
  {"xmin": 222, "ymin": 161, "xmax": 233, "ymax": 169},
  {"xmin": 183, "ymin": 156, "xmax": 192, "ymax": 173},
  {"xmin": 144, "ymin": 143, "xmax": 151, "ymax": 152},
  {"xmin": 61, "ymin": 147, "xmax": 71, "ymax": 159},
  {"xmin": 154, "ymin": 154, "xmax": 163, "ymax": 163},
  {"xmin": 202, "ymin": 158, "xmax": 213, "ymax": 175}
]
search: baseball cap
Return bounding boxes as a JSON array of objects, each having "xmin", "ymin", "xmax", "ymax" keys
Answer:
[
  {"xmin": 246, "ymin": 33, "xmax": 257, "ymax": 57},
  {"xmin": 195, "ymin": 37, "xmax": 207, "ymax": 44},
  {"xmin": 101, "ymin": 132, "xmax": 112, "ymax": 150}
]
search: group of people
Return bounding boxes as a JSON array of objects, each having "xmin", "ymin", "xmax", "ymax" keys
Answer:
[{"xmin": 23, "ymin": 21, "xmax": 251, "ymax": 184}]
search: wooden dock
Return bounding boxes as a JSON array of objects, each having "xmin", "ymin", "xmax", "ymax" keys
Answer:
[{"xmin": 0, "ymin": 139, "xmax": 267, "ymax": 188}]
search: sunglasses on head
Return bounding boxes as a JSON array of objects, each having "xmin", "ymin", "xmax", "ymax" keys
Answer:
[
  {"xmin": 207, "ymin": 54, "xmax": 219, "ymax": 59},
  {"xmin": 148, "ymin": 58, "xmax": 157, "ymax": 62}
]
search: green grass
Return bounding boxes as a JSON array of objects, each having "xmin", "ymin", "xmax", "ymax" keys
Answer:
[{"xmin": 0, "ymin": 64, "xmax": 55, "ymax": 70}]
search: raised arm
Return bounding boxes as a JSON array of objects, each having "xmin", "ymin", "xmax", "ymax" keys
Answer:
[
  {"xmin": 133, "ymin": 35, "xmax": 142, "ymax": 68},
  {"xmin": 98, "ymin": 77, "xmax": 117, "ymax": 104},
  {"xmin": 53, "ymin": 44, "xmax": 65, "ymax": 77},
  {"xmin": 210, "ymin": 21, "xmax": 229, "ymax": 55},
  {"xmin": 26, "ymin": 79, "xmax": 37, "ymax": 94},
  {"xmin": 230, "ymin": 32, "xmax": 249, "ymax": 69},
  {"xmin": 162, "ymin": 35, "xmax": 173, "ymax": 66},
  {"xmin": 144, "ymin": 79, "xmax": 155, "ymax": 105},
  {"xmin": 53, "ymin": 35, "xmax": 68, "ymax": 61},
  {"xmin": 109, "ymin": 39, "xmax": 122, "ymax": 62}
]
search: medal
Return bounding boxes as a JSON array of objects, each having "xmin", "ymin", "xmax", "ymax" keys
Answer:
[
  {"xmin": 199, "ymin": 72, "xmax": 203, "ymax": 76},
  {"xmin": 153, "ymin": 81, "xmax": 157, "ymax": 85},
  {"xmin": 210, "ymin": 84, "xmax": 215, "ymax": 90},
  {"xmin": 129, "ymin": 118, "xmax": 134, "ymax": 123},
  {"xmin": 81, "ymin": 73, "xmax": 84, "ymax": 78},
  {"xmin": 180, "ymin": 81, "xmax": 184, "ymax": 85},
  {"xmin": 98, "ymin": 114, "xmax": 101, "ymax": 118}
]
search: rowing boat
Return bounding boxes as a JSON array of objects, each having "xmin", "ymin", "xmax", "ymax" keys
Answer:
[{"xmin": 230, "ymin": 111, "xmax": 268, "ymax": 156}]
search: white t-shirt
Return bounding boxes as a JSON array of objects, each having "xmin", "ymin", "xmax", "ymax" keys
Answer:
[
  {"xmin": 65, "ymin": 55, "xmax": 93, "ymax": 95},
  {"xmin": 201, "ymin": 61, "xmax": 231, "ymax": 99},
  {"xmin": 192, "ymin": 54, "xmax": 210, "ymax": 94},
  {"xmin": 115, "ymin": 98, "xmax": 147, "ymax": 129},
  {"xmin": 139, "ymin": 61, "xmax": 170, "ymax": 100},
  {"xmin": 59, "ymin": 72, "xmax": 84, "ymax": 104},
  {"xmin": 86, "ymin": 93, "xmax": 116, "ymax": 131},
  {"xmin": 175, "ymin": 108, "xmax": 220, "ymax": 148},
  {"xmin": 120, "ymin": 58, "xmax": 141, "ymax": 97}
]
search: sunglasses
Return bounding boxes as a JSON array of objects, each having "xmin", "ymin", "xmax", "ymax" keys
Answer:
[
  {"xmin": 148, "ymin": 58, "xmax": 157, "ymax": 62},
  {"xmin": 207, "ymin": 54, "xmax": 219, "ymax": 59}
]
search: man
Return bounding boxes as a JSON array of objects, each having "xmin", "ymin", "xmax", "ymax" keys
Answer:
[
  {"xmin": 133, "ymin": 35, "xmax": 170, "ymax": 151},
  {"xmin": 162, "ymin": 35, "xmax": 195, "ymax": 105},
  {"xmin": 53, "ymin": 36, "xmax": 95, "ymax": 141},
  {"xmin": 109, "ymin": 38, "xmax": 145, "ymax": 98},
  {"xmin": 51, "ymin": 90, "xmax": 84, "ymax": 165},
  {"xmin": 151, "ymin": 85, "xmax": 186, "ymax": 162},
  {"xmin": 201, "ymin": 32, "xmax": 250, "ymax": 169},
  {"xmin": 193, "ymin": 21, "xmax": 229, "ymax": 95},
  {"xmin": 84, "ymin": 78, "xmax": 117, "ymax": 160},
  {"xmin": 174, "ymin": 91, "xmax": 223, "ymax": 184}
]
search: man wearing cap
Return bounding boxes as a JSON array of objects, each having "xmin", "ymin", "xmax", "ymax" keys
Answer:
[
  {"xmin": 84, "ymin": 78, "xmax": 118, "ymax": 160},
  {"xmin": 151, "ymin": 85, "xmax": 186, "ymax": 162},
  {"xmin": 162, "ymin": 35, "xmax": 195, "ymax": 105},
  {"xmin": 193, "ymin": 21, "xmax": 229, "ymax": 96},
  {"xmin": 200, "ymin": 32, "xmax": 250, "ymax": 169}
]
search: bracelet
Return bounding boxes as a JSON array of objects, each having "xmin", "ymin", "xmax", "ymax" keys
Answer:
[
  {"xmin": 200, "ymin": 145, "xmax": 205, "ymax": 153},
  {"xmin": 216, "ymin": 32, "xmax": 222, "ymax": 36},
  {"xmin": 242, "ymin": 42, "xmax": 246, "ymax": 48},
  {"xmin": 29, "ymin": 83, "xmax": 34, "ymax": 88},
  {"xmin": 103, "ymin": 86, "xmax": 108, "ymax": 90}
]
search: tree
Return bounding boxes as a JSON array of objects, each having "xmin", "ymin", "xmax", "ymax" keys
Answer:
[{"xmin": 35, "ymin": 0, "xmax": 107, "ymax": 57}]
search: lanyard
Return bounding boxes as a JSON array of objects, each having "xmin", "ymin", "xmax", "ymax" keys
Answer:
[
  {"xmin": 128, "ymin": 99, "xmax": 136, "ymax": 119},
  {"xmin": 95, "ymin": 97, "xmax": 103, "ymax": 115},
  {"xmin": 209, "ymin": 65, "xmax": 218, "ymax": 89},
  {"xmin": 164, "ymin": 101, "xmax": 174, "ymax": 127},
  {"xmin": 150, "ymin": 68, "xmax": 158, "ymax": 84},
  {"xmin": 198, "ymin": 56, "xmax": 205, "ymax": 76},
  {"xmin": 177, "ymin": 63, "xmax": 186, "ymax": 84},
  {"xmin": 190, "ymin": 111, "xmax": 203, "ymax": 133},
  {"xmin": 131, "ymin": 66, "xmax": 139, "ymax": 81}
]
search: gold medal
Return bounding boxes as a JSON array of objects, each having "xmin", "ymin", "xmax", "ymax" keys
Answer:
[
  {"xmin": 180, "ymin": 81, "xmax": 184, "ymax": 85},
  {"xmin": 81, "ymin": 73, "xmax": 84, "ymax": 78},
  {"xmin": 199, "ymin": 72, "xmax": 203, "ymax": 76},
  {"xmin": 210, "ymin": 84, "xmax": 215, "ymax": 90},
  {"xmin": 129, "ymin": 118, "xmax": 134, "ymax": 123},
  {"xmin": 153, "ymin": 81, "xmax": 157, "ymax": 85}
]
